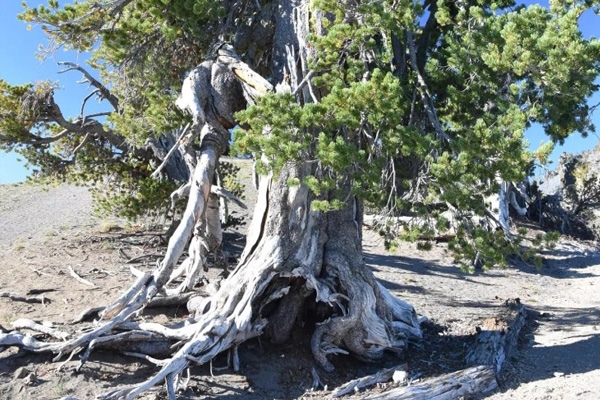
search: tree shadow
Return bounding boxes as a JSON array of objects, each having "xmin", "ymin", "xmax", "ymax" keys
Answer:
[
  {"xmin": 364, "ymin": 251, "xmax": 495, "ymax": 285},
  {"xmin": 507, "ymin": 252, "xmax": 600, "ymax": 279},
  {"xmin": 529, "ymin": 306, "xmax": 600, "ymax": 336},
  {"xmin": 376, "ymin": 277, "xmax": 428, "ymax": 294},
  {"xmin": 523, "ymin": 333, "xmax": 600, "ymax": 380},
  {"xmin": 491, "ymin": 307, "xmax": 600, "ymax": 395}
]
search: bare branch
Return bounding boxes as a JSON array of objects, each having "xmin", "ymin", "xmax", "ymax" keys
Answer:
[
  {"xmin": 44, "ymin": 95, "xmax": 139, "ymax": 157},
  {"xmin": 58, "ymin": 61, "xmax": 119, "ymax": 111},
  {"xmin": 67, "ymin": 266, "xmax": 96, "ymax": 288},
  {"xmin": 10, "ymin": 319, "xmax": 69, "ymax": 341},
  {"xmin": 332, "ymin": 364, "xmax": 407, "ymax": 397},
  {"xmin": 211, "ymin": 185, "xmax": 248, "ymax": 210},
  {"xmin": 292, "ymin": 70, "xmax": 316, "ymax": 97},
  {"xmin": 80, "ymin": 89, "xmax": 101, "ymax": 117},
  {"xmin": 71, "ymin": 132, "xmax": 91, "ymax": 157},
  {"xmin": 0, "ymin": 292, "xmax": 48, "ymax": 304},
  {"xmin": 31, "ymin": 129, "xmax": 70, "ymax": 144},
  {"xmin": 82, "ymin": 111, "xmax": 113, "ymax": 121}
]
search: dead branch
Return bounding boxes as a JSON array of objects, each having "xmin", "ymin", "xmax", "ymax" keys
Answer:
[
  {"xmin": 151, "ymin": 123, "xmax": 192, "ymax": 179},
  {"xmin": 80, "ymin": 89, "xmax": 101, "ymax": 116},
  {"xmin": 67, "ymin": 266, "xmax": 96, "ymax": 287},
  {"xmin": 466, "ymin": 300, "xmax": 527, "ymax": 373},
  {"xmin": 292, "ymin": 70, "xmax": 316, "ymax": 97},
  {"xmin": 406, "ymin": 30, "xmax": 450, "ymax": 142},
  {"xmin": 76, "ymin": 330, "xmax": 171, "ymax": 371},
  {"xmin": 0, "ymin": 292, "xmax": 48, "ymax": 304},
  {"xmin": 125, "ymin": 253, "xmax": 164, "ymax": 264},
  {"xmin": 10, "ymin": 319, "xmax": 69, "ymax": 341},
  {"xmin": 331, "ymin": 364, "xmax": 407, "ymax": 397},
  {"xmin": 210, "ymin": 185, "xmax": 248, "ymax": 210},
  {"xmin": 28, "ymin": 129, "xmax": 70, "ymax": 145},
  {"xmin": 27, "ymin": 264, "xmax": 53, "ymax": 277},
  {"xmin": 71, "ymin": 291, "xmax": 195, "ymax": 324},
  {"xmin": 57, "ymin": 62, "xmax": 119, "ymax": 111}
]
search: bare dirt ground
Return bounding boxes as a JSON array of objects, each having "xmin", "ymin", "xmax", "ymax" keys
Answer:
[{"xmin": 0, "ymin": 180, "xmax": 599, "ymax": 400}]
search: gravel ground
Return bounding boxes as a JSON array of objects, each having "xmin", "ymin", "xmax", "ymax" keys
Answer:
[
  {"xmin": 0, "ymin": 181, "xmax": 599, "ymax": 399},
  {"xmin": 0, "ymin": 183, "xmax": 99, "ymax": 248}
]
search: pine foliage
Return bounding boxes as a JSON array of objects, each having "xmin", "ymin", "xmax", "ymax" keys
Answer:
[{"xmin": 2, "ymin": 0, "xmax": 600, "ymax": 267}]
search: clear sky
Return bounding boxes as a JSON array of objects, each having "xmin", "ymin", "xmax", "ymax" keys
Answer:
[
  {"xmin": 0, "ymin": 2, "xmax": 107, "ymax": 184},
  {"xmin": 0, "ymin": 1, "xmax": 599, "ymax": 184}
]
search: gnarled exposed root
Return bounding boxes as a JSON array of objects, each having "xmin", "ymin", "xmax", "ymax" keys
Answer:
[
  {"xmin": 92, "ymin": 235, "xmax": 421, "ymax": 399},
  {"xmin": 12, "ymin": 142, "xmax": 221, "ymax": 365},
  {"xmin": 310, "ymin": 250, "xmax": 421, "ymax": 372},
  {"xmin": 98, "ymin": 260, "xmax": 275, "ymax": 400}
]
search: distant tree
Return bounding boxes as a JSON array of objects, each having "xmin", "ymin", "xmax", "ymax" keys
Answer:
[{"xmin": 1, "ymin": 0, "xmax": 599, "ymax": 398}]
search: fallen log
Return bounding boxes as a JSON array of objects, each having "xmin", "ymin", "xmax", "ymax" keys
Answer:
[
  {"xmin": 466, "ymin": 299, "xmax": 527, "ymax": 373},
  {"xmin": 363, "ymin": 365, "xmax": 498, "ymax": 400},
  {"xmin": 331, "ymin": 364, "xmax": 406, "ymax": 397}
]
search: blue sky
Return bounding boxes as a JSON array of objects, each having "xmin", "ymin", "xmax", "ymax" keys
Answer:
[{"xmin": 0, "ymin": 1, "xmax": 599, "ymax": 184}]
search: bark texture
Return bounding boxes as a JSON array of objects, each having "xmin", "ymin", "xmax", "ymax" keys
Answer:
[{"xmin": 364, "ymin": 365, "xmax": 498, "ymax": 400}]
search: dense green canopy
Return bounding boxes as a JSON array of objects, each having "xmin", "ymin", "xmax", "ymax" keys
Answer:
[{"xmin": 1, "ymin": 0, "xmax": 599, "ymax": 267}]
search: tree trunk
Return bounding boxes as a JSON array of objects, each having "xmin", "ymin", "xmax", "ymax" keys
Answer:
[
  {"xmin": 98, "ymin": 161, "xmax": 422, "ymax": 399},
  {"xmin": 1, "ymin": 2, "xmax": 423, "ymax": 399}
]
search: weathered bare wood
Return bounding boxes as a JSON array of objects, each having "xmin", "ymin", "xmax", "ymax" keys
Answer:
[
  {"xmin": 211, "ymin": 185, "xmax": 248, "ymax": 210},
  {"xmin": 116, "ymin": 321, "xmax": 194, "ymax": 341},
  {"xmin": 0, "ymin": 292, "xmax": 48, "ymax": 304},
  {"xmin": 331, "ymin": 364, "xmax": 407, "ymax": 397},
  {"xmin": 8, "ymin": 39, "xmax": 425, "ymax": 400},
  {"xmin": 364, "ymin": 365, "xmax": 498, "ymax": 400},
  {"xmin": 0, "ymin": 331, "xmax": 62, "ymax": 353},
  {"xmin": 67, "ymin": 266, "xmax": 95, "ymax": 287},
  {"xmin": 10, "ymin": 319, "xmax": 69, "ymax": 341},
  {"xmin": 12, "ymin": 47, "xmax": 262, "ymax": 371},
  {"xmin": 100, "ymin": 270, "xmax": 151, "ymax": 320},
  {"xmin": 72, "ymin": 293, "xmax": 196, "ymax": 323},
  {"xmin": 77, "ymin": 330, "xmax": 172, "ymax": 371},
  {"xmin": 146, "ymin": 292, "xmax": 197, "ymax": 308},
  {"xmin": 466, "ymin": 299, "xmax": 527, "ymax": 374}
]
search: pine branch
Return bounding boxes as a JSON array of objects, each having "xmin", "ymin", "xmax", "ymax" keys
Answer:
[{"xmin": 58, "ymin": 62, "xmax": 119, "ymax": 112}]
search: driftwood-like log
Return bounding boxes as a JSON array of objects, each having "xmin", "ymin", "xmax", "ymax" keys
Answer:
[
  {"xmin": 364, "ymin": 365, "xmax": 498, "ymax": 400},
  {"xmin": 331, "ymin": 364, "xmax": 406, "ymax": 397},
  {"xmin": 466, "ymin": 299, "xmax": 527, "ymax": 373}
]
